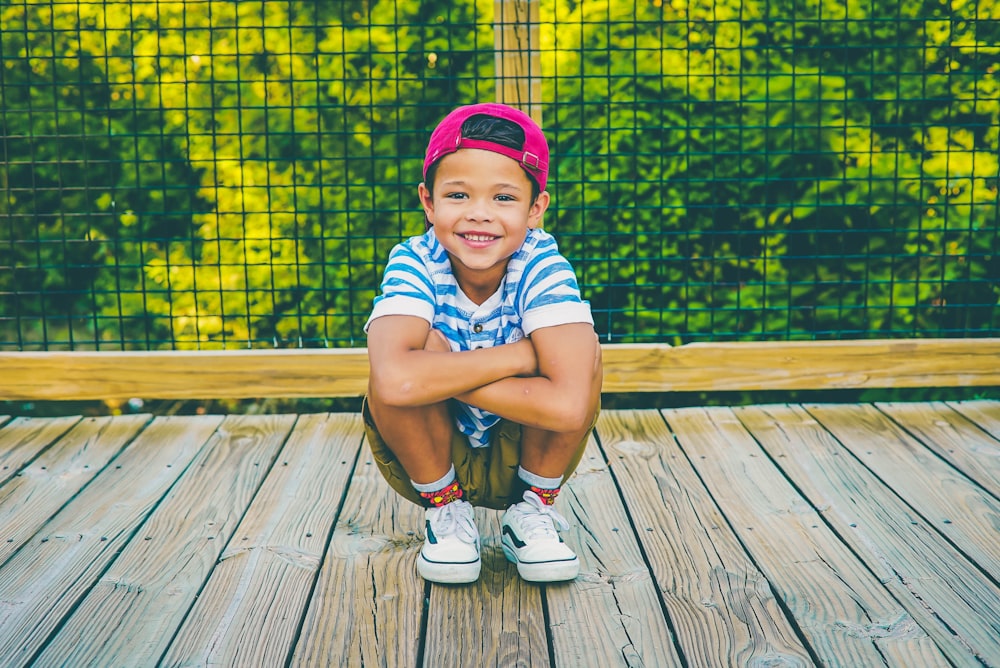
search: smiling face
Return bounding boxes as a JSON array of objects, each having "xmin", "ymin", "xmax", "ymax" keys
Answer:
[{"xmin": 419, "ymin": 148, "xmax": 549, "ymax": 303}]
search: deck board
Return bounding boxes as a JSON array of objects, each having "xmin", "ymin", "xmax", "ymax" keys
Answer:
[
  {"xmin": 738, "ymin": 404, "xmax": 999, "ymax": 667},
  {"xmin": 598, "ymin": 410, "xmax": 809, "ymax": 668},
  {"xmin": 0, "ymin": 402, "xmax": 997, "ymax": 667},
  {"xmin": 678, "ymin": 406, "xmax": 949, "ymax": 667},
  {"xmin": 0, "ymin": 415, "xmax": 149, "ymax": 564},
  {"xmin": 808, "ymin": 403, "xmax": 1000, "ymax": 580},
  {"xmin": 0, "ymin": 415, "xmax": 223, "ymax": 666},
  {"xmin": 547, "ymin": 436, "xmax": 681, "ymax": 667},
  {"xmin": 877, "ymin": 401, "xmax": 1000, "ymax": 499},
  {"xmin": 0, "ymin": 416, "xmax": 80, "ymax": 487},
  {"xmin": 164, "ymin": 413, "xmax": 361, "ymax": 667},
  {"xmin": 291, "ymin": 421, "xmax": 424, "ymax": 668},
  {"xmin": 35, "ymin": 414, "xmax": 295, "ymax": 667}
]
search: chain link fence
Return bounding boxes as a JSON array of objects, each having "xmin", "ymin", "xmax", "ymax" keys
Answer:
[{"xmin": 2, "ymin": 0, "xmax": 997, "ymax": 350}]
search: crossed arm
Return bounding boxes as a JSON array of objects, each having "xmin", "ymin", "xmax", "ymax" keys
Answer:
[{"xmin": 366, "ymin": 314, "xmax": 602, "ymax": 433}]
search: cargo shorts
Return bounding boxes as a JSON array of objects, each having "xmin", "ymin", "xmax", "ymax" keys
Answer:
[{"xmin": 362, "ymin": 397, "xmax": 597, "ymax": 510}]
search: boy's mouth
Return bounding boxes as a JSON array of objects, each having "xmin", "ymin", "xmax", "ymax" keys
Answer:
[{"xmin": 460, "ymin": 233, "xmax": 499, "ymax": 243}]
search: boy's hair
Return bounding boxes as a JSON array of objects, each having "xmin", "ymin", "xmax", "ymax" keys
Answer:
[{"xmin": 422, "ymin": 103, "xmax": 549, "ymax": 203}]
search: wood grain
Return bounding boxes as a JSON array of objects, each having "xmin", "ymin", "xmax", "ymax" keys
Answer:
[
  {"xmin": 949, "ymin": 399, "xmax": 1000, "ymax": 441},
  {"xmin": 2, "ymin": 338, "xmax": 998, "ymax": 401},
  {"xmin": 0, "ymin": 415, "xmax": 222, "ymax": 666},
  {"xmin": 291, "ymin": 428, "xmax": 424, "ymax": 668},
  {"xmin": 663, "ymin": 406, "xmax": 942, "ymax": 667},
  {"xmin": 598, "ymin": 410, "xmax": 811, "ymax": 667},
  {"xmin": 737, "ymin": 403, "xmax": 1000, "ymax": 666},
  {"xmin": 0, "ymin": 416, "xmax": 80, "ymax": 485},
  {"xmin": 495, "ymin": 0, "xmax": 542, "ymax": 124},
  {"xmin": 0, "ymin": 415, "xmax": 149, "ymax": 563},
  {"xmin": 877, "ymin": 402, "xmax": 1000, "ymax": 499},
  {"xmin": 162, "ymin": 413, "xmax": 361, "ymax": 667},
  {"xmin": 547, "ymin": 436, "xmax": 682, "ymax": 667},
  {"xmin": 36, "ymin": 414, "xmax": 294, "ymax": 667},
  {"xmin": 425, "ymin": 507, "xmax": 549, "ymax": 667},
  {"xmin": 810, "ymin": 403, "xmax": 1000, "ymax": 579}
]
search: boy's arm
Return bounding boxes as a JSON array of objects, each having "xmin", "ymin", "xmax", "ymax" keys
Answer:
[
  {"xmin": 455, "ymin": 322, "xmax": 602, "ymax": 433},
  {"xmin": 366, "ymin": 314, "xmax": 537, "ymax": 407}
]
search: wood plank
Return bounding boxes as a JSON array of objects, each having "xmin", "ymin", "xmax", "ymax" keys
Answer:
[
  {"xmin": 291, "ymin": 428, "xmax": 424, "ymax": 667},
  {"xmin": 949, "ymin": 399, "xmax": 1000, "ymax": 441},
  {"xmin": 546, "ymin": 435, "xmax": 682, "ymax": 667},
  {"xmin": 736, "ymin": 403, "xmax": 1000, "ymax": 667},
  {"xmin": 425, "ymin": 508, "xmax": 549, "ymax": 667},
  {"xmin": 0, "ymin": 349, "xmax": 371, "ymax": 401},
  {"xmin": 2, "ymin": 338, "xmax": 999, "ymax": 401},
  {"xmin": 161, "ymin": 413, "xmax": 364, "ymax": 668},
  {"xmin": 809, "ymin": 403, "xmax": 1000, "ymax": 579},
  {"xmin": 598, "ymin": 410, "xmax": 812, "ymax": 667},
  {"xmin": 877, "ymin": 401, "xmax": 1000, "ymax": 499},
  {"xmin": 35, "ymin": 414, "xmax": 295, "ymax": 667},
  {"xmin": 0, "ymin": 415, "xmax": 149, "ymax": 563},
  {"xmin": 602, "ymin": 338, "xmax": 1000, "ymax": 392},
  {"xmin": 0, "ymin": 415, "xmax": 222, "ymax": 666},
  {"xmin": 662, "ymin": 406, "xmax": 946, "ymax": 667},
  {"xmin": 0, "ymin": 416, "xmax": 80, "ymax": 485}
]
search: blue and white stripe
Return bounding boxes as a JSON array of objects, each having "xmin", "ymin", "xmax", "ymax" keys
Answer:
[{"xmin": 366, "ymin": 227, "xmax": 593, "ymax": 447}]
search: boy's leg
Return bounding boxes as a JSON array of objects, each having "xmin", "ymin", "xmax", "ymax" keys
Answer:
[
  {"xmin": 518, "ymin": 423, "xmax": 595, "ymax": 487},
  {"xmin": 364, "ymin": 388, "xmax": 481, "ymax": 584},
  {"xmin": 365, "ymin": 384, "xmax": 454, "ymax": 486},
  {"xmin": 500, "ymin": 412, "xmax": 598, "ymax": 583}
]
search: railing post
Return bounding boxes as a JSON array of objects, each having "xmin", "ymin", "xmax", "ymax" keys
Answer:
[{"xmin": 494, "ymin": 0, "xmax": 541, "ymax": 126}]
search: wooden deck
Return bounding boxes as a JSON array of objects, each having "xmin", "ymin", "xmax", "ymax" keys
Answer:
[{"xmin": 0, "ymin": 401, "xmax": 998, "ymax": 667}]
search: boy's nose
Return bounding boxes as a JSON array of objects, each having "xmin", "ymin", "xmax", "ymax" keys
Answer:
[{"xmin": 465, "ymin": 199, "xmax": 493, "ymax": 221}]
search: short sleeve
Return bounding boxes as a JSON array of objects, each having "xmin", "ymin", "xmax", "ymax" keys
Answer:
[
  {"xmin": 364, "ymin": 243, "xmax": 437, "ymax": 332},
  {"xmin": 518, "ymin": 234, "xmax": 594, "ymax": 335}
]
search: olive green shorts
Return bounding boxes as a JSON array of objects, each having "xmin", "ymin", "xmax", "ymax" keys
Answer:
[{"xmin": 362, "ymin": 398, "xmax": 597, "ymax": 510}]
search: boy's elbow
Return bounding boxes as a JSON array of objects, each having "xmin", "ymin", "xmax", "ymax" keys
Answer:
[
  {"xmin": 552, "ymin": 395, "xmax": 597, "ymax": 433},
  {"xmin": 369, "ymin": 370, "xmax": 420, "ymax": 407}
]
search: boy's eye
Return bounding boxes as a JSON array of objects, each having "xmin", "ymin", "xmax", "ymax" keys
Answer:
[
  {"xmin": 444, "ymin": 192, "xmax": 468, "ymax": 200},
  {"xmin": 495, "ymin": 194, "xmax": 515, "ymax": 202}
]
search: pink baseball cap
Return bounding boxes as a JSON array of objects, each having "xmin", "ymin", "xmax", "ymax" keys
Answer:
[{"xmin": 422, "ymin": 103, "xmax": 550, "ymax": 192}]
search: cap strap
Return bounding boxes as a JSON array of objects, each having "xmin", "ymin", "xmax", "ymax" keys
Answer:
[{"xmin": 455, "ymin": 138, "xmax": 548, "ymax": 177}]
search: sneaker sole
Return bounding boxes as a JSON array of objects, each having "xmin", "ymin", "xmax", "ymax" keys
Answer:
[
  {"xmin": 417, "ymin": 554, "xmax": 481, "ymax": 584},
  {"xmin": 501, "ymin": 543, "xmax": 580, "ymax": 582}
]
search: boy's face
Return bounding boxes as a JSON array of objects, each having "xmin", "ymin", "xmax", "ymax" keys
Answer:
[{"xmin": 419, "ymin": 148, "xmax": 549, "ymax": 296}]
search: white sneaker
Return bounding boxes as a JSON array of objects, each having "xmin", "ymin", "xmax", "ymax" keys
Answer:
[
  {"xmin": 501, "ymin": 490, "xmax": 580, "ymax": 582},
  {"xmin": 417, "ymin": 500, "xmax": 481, "ymax": 584}
]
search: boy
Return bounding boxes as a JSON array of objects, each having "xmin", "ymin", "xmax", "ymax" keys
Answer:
[{"xmin": 363, "ymin": 103, "xmax": 602, "ymax": 584}]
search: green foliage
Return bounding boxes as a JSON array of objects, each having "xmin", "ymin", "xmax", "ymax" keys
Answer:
[{"xmin": 2, "ymin": 0, "xmax": 997, "ymax": 349}]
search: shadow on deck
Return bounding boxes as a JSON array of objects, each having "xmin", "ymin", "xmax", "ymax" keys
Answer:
[{"xmin": 0, "ymin": 401, "xmax": 998, "ymax": 666}]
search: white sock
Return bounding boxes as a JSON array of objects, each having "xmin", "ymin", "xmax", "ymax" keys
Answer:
[
  {"xmin": 411, "ymin": 464, "xmax": 457, "ymax": 494},
  {"xmin": 517, "ymin": 466, "xmax": 562, "ymax": 490}
]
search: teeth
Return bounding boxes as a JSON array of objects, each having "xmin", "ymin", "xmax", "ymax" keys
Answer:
[{"xmin": 463, "ymin": 234, "xmax": 495, "ymax": 242}]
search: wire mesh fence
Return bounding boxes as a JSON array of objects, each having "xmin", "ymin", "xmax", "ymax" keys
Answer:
[{"xmin": 2, "ymin": 0, "xmax": 998, "ymax": 351}]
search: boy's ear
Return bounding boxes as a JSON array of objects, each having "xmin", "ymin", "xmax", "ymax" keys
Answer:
[
  {"xmin": 418, "ymin": 182, "xmax": 435, "ymax": 221},
  {"xmin": 527, "ymin": 190, "xmax": 550, "ymax": 229}
]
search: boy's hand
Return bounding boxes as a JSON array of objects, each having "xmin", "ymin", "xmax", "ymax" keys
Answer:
[
  {"xmin": 512, "ymin": 337, "xmax": 539, "ymax": 376},
  {"xmin": 424, "ymin": 328, "xmax": 452, "ymax": 353},
  {"xmin": 424, "ymin": 327, "xmax": 538, "ymax": 376}
]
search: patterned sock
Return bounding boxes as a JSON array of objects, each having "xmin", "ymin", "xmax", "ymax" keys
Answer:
[
  {"xmin": 514, "ymin": 466, "xmax": 563, "ymax": 506},
  {"xmin": 412, "ymin": 465, "xmax": 464, "ymax": 508}
]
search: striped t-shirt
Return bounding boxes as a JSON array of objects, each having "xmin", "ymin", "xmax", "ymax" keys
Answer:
[{"xmin": 365, "ymin": 227, "xmax": 594, "ymax": 447}]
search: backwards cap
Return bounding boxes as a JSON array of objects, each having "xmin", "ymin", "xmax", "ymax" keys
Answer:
[{"xmin": 423, "ymin": 103, "xmax": 549, "ymax": 192}]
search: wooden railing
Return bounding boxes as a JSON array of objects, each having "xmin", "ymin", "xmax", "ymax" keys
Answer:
[{"xmin": 2, "ymin": 339, "xmax": 999, "ymax": 401}]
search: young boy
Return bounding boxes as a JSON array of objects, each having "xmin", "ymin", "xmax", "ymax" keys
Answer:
[{"xmin": 363, "ymin": 103, "xmax": 603, "ymax": 585}]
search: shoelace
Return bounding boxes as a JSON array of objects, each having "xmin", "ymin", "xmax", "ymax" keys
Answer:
[
  {"xmin": 516, "ymin": 490, "xmax": 570, "ymax": 539},
  {"xmin": 429, "ymin": 500, "xmax": 478, "ymax": 544}
]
